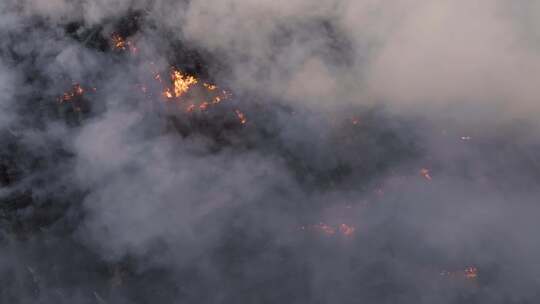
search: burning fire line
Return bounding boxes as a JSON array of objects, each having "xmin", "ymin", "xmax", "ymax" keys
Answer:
[
  {"xmin": 158, "ymin": 69, "xmax": 244, "ymax": 123},
  {"xmin": 164, "ymin": 70, "xmax": 198, "ymax": 99},
  {"xmin": 60, "ymin": 33, "xmax": 248, "ymax": 125},
  {"xmin": 58, "ymin": 68, "xmax": 246, "ymax": 124}
]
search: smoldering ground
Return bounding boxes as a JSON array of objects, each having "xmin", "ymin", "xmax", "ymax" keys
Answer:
[{"xmin": 1, "ymin": 1, "xmax": 540, "ymax": 303}]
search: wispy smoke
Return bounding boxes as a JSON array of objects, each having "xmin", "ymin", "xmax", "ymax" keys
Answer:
[{"xmin": 1, "ymin": 1, "xmax": 540, "ymax": 303}]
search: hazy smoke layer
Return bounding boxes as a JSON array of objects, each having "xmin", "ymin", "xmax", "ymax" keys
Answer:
[{"xmin": 1, "ymin": 1, "xmax": 540, "ymax": 303}]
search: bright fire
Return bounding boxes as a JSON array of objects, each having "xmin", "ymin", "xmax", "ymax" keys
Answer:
[
  {"xmin": 339, "ymin": 224, "xmax": 355, "ymax": 237},
  {"xmin": 157, "ymin": 68, "xmax": 233, "ymax": 114},
  {"xmin": 203, "ymin": 83, "xmax": 217, "ymax": 90},
  {"xmin": 109, "ymin": 35, "xmax": 232, "ymax": 112},
  {"xmin": 170, "ymin": 70, "xmax": 198, "ymax": 98}
]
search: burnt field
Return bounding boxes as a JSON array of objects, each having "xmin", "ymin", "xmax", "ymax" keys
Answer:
[{"xmin": 1, "ymin": 2, "xmax": 540, "ymax": 304}]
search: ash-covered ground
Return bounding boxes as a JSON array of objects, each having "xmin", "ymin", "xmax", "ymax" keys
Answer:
[{"xmin": 1, "ymin": 1, "xmax": 540, "ymax": 303}]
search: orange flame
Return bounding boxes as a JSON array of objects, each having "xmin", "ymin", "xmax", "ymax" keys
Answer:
[
  {"xmin": 163, "ymin": 88, "xmax": 174, "ymax": 99},
  {"xmin": 111, "ymin": 33, "xmax": 137, "ymax": 53},
  {"xmin": 203, "ymin": 83, "xmax": 217, "ymax": 90},
  {"xmin": 199, "ymin": 101, "xmax": 209, "ymax": 111},
  {"xmin": 111, "ymin": 33, "xmax": 126, "ymax": 50},
  {"xmin": 157, "ymin": 68, "xmax": 233, "ymax": 114},
  {"xmin": 171, "ymin": 70, "xmax": 198, "ymax": 98},
  {"xmin": 58, "ymin": 66, "xmax": 239, "ymax": 119}
]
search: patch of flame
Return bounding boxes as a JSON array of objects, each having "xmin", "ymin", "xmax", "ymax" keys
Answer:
[
  {"xmin": 440, "ymin": 266, "xmax": 478, "ymax": 280},
  {"xmin": 420, "ymin": 168, "xmax": 432, "ymax": 181},
  {"xmin": 171, "ymin": 70, "xmax": 198, "ymax": 98},
  {"xmin": 111, "ymin": 33, "xmax": 137, "ymax": 53},
  {"xmin": 339, "ymin": 224, "xmax": 355, "ymax": 237},
  {"xmin": 203, "ymin": 83, "xmax": 217, "ymax": 90},
  {"xmin": 235, "ymin": 109, "xmax": 247, "ymax": 125},
  {"xmin": 199, "ymin": 102, "xmax": 209, "ymax": 111},
  {"xmin": 59, "ymin": 64, "xmax": 238, "ymax": 119},
  {"xmin": 158, "ymin": 68, "xmax": 231, "ymax": 113},
  {"xmin": 111, "ymin": 33, "xmax": 126, "ymax": 50},
  {"xmin": 163, "ymin": 88, "xmax": 174, "ymax": 99},
  {"xmin": 464, "ymin": 266, "xmax": 478, "ymax": 279},
  {"xmin": 58, "ymin": 83, "xmax": 84, "ymax": 103}
]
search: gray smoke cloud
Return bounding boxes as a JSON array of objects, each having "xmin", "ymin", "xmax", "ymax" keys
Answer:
[
  {"xmin": 0, "ymin": 59, "xmax": 17, "ymax": 131},
  {"xmin": 178, "ymin": 0, "xmax": 540, "ymax": 121},
  {"xmin": 1, "ymin": 0, "xmax": 540, "ymax": 303}
]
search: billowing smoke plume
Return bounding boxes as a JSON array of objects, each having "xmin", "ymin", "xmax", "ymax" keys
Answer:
[{"xmin": 1, "ymin": 1, "xmax": 540, "ymax": 303}]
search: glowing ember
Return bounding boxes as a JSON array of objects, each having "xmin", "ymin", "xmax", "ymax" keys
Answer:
[
  {"xmin": 111, "ymin": 33, "xmax": 126, "ymax": 49},
  {"xmin": 199, "ymin": 102, "xmax": 209, "ymax": 111},
  {"xmin": 171, "ymin": 70, "xmax": 198, "ymax": 98},
  {"xmin": 302, "ymin": 223, "xmax": 356, "ymax": 237},
  {"xmin": 58, "ymin": 65, "xmax": 237, "ymax": 119},
  {"xmin": 235, "ymin": 109, "xmax": 247, "ymax": 124},
  {"xmin": 464, "ymin": 266, "xmax": 478, "ymax": 279},
  {"xmin": 203, "ymin": 83, "xmax": 217, "ymax": 90},
  {"xmin": 111, "ymin": 33, "xmax": 137, "ymax": 53},
  {"xmin": 440, "ymin": 266, "xmax": 478, "ymax": 280},
  {"xmin": 339, "ymin": 224, "xmax": 355, "ymax": 237},
  {"xmin": 58, "ymin": 83, "xmax": 84, "ymax": 103},
  {"xmin": 420, "ymin": 168, "xmax": 432, "ymax": 181},
  {"xmin": 163, "ymin": 88, "xmax": 174, "ymax": 99},
  {"xmin": 156, "ymin": 68, "xmax": 232, "ymax": 113}
]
